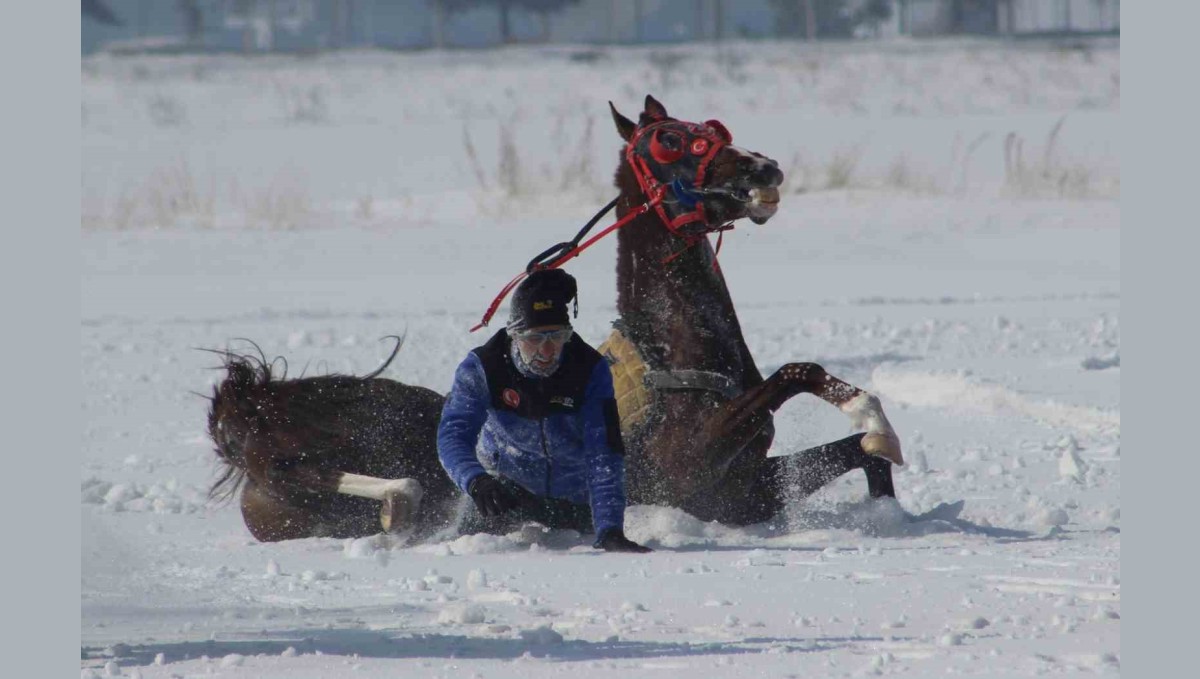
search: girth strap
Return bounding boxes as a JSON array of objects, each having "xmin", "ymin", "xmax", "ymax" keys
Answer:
[{"xmin": 643, "ymin": 370, "xmax": 740, "ymax": 400}]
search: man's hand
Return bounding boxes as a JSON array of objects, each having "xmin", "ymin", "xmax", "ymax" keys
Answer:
[
  {"xmin": 467, "ymin": 475, "xmax": 519, "ymax": 517},
  {"xmin": 593, "ymin": 528, "xmax": 653, "ymax": 553}
]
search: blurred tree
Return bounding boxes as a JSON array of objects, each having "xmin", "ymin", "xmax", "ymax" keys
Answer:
[
  {"xmin": 853, "ymin": 0, "xmax": 892, "ymax": 36},
  {"xmin": 768, "ymin": 0, "xmax": 891, "ymax": 39},
  {"xmin": 178, "ymin": 0, "xmax": 203, "ymax": 47},
  {"xmin": 82, "ymin": 0, "xmax": 123, "ymax": 26},
  {"xmin": 443, "ymin": 0, "xmax": 583, "ymax": 44}
]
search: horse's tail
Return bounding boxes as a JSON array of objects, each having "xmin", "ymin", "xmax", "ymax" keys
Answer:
[{"xmin": 206, "ymin": 348, "xmax": 275, "ymax": 503}]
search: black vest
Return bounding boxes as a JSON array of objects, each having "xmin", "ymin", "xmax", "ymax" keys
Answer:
[{"xmin": 473, "ymin": 329, "xmax": 602, "ymax": 421}]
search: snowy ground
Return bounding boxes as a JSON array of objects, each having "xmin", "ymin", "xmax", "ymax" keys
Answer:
[{"xmin": 82, "ymin": 38, "xmax": 1119, "ymax": 678}]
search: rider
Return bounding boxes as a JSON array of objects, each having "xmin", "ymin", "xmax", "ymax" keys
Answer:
[{"xmin": 437, "ymin": 269, "xmax": 651, "ymax": 553}]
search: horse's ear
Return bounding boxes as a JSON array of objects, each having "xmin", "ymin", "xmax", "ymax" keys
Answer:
[
  {"xmin": 609, "ymin": 101, "xmax": 636, "ymax": 142},
  {"xmin": 644, "ymin": 94, "xmax": 669, "ymax": 120}
]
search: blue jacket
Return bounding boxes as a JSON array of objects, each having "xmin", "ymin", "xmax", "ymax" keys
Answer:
[{"xmin": 437, "ymin": 330, "xmax": 627, "ymax": 535}]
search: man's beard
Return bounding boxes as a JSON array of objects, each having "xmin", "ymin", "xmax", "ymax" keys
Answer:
[{"xmin": 511, "ymin": 342, "xmax": 562, "ymax": 378}]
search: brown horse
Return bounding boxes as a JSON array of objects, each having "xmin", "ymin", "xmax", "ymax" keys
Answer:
[
  {"xmin": 206, "ymin": 339, "xmax": 458, "ymax": 542},
  {"xmin": 205, "ymin": 95, "xmax": 902, "ymax": 541},
  {"xmin": 603, "ymin": 95, "xmax": 902, "ymax": 526}
]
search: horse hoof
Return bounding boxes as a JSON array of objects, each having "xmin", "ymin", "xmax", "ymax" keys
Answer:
[
  {"xmin": 379, "ymin": 479, "xmax": 423, "ymax": 534},
  {"xmin": 862, "ymin": 433, "xmax": 904, "ymax": 466}
]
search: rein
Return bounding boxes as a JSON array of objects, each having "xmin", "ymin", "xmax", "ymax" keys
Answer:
[{"xmin": 469, "ymin": 190, "xmax": 664, "ymax": 332}]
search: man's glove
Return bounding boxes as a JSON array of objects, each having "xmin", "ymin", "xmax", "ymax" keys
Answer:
[
  {"xmin": 467, "ymin": 474, "xmax": 519, "ymax": 518},
  {"xmin": 593, "ymin": 528, "xmax": 653, "ymax": 553}
]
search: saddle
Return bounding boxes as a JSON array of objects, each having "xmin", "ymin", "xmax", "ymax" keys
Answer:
[{"xmin": 599, "ymin": 327, "xmax": 740, "ymax": 435}]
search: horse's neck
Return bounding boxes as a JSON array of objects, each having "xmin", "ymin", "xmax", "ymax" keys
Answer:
[{"xmin": 615, "ymin": 208, "xmax": 749, "ymax": 374}]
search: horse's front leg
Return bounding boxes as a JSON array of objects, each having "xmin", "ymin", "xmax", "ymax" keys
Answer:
[
  {"xmin": 261, "ymin": 458, "xmax": 424, "ymax": 534},
  {"xmin": 764, "ymin": 363, "xmax": 903, "ymax": 465}
]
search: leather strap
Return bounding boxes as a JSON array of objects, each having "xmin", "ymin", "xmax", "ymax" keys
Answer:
[{"xmin": 644, "ymin": 369, "xmax": 740, "ymax": 400}]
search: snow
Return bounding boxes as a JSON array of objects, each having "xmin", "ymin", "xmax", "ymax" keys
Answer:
[{"xmin": 82, "ymin": 38, "xmax": 1118, "ymax": 677}]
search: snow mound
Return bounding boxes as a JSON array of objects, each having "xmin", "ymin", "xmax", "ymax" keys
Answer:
[
  {"xmin": 81, "ymin": 477, "xmax": 204, "ymax": 514},
  {"xmin": 622, "ymin": 498, "xmax": 963, "ymax": 548},
  {"xmin": 438, "ymin": 604, "xmax": 488, "ymax": 625},
  {"xmin": 623, "ymin": 505, "xmax": 750, "ymax": 548},
  {"xmin": 425, "ymin": 532, "xmax": 524, "ymax": 556},
  {"xmin": 872, "ymin": 367, "xmax": 1119, "ymax": 436}
]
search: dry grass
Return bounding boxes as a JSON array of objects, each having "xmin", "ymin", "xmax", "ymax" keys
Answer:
[
  {"xmin": 275, "ymin": 82, "xmax": 329, "ymax": 124},
  {"xmin": 83, "ymin": 161, "xmax": 314, "ymax": 231},
  {"xmin": 948, "ymin": 132, "xmax": 991, "ymax": 194},
  {"xmin": 230, "ymin": 169, "xmax": 312, "ymax": 230},
  {"xmin": 885, "ymin": 154, "xmax": 938, "ymax": 193},
  {"xmin": 355, "ymin": 195, "xmax": 374, "ymax": 220},
  {"xmin": 83, "ymin": 158, "xmax": 216, "ymax": 230},
  {"xmin": 824, "ymin": 147, "xmax": 862, "ymax": 190},
  {"xmin": 1003, "ymin": 117, "xmax": 1108, "ymax": 198},
  {"xmin": 147, "ymin": 92, "xmax": 188, "ymax": 127},
  {"xmin": 460, "ymin": 112, "xmax": 605, "ymax": 211},
  {"xmin": 775, "ymin": 120, "xmax": 1115, "ymax": 199},
  {"xmin": 496, "ymin": 121, "xmax": 523, "ymax": 197}
]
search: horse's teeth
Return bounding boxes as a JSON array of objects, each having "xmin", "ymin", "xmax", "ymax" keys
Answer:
[{"xmin": 750, "ymin": 187, "xmax": 780, "ymax": 206}]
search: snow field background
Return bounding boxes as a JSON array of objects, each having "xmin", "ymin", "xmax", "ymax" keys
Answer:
[{"xmin": 82, "ymin": 37, "xmax": 1119, "ymax": 678}]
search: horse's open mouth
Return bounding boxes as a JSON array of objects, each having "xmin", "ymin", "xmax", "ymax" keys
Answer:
[{"xmin": 745, "ymin": 187, "xmax": 780, "ymax": 224}]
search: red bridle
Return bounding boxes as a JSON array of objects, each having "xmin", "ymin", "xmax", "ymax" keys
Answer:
[{"xmin": 624, "ymin": 115, "xmax": 734, "ymax": 237}]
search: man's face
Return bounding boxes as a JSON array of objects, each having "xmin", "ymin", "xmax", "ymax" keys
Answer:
[{"xmin": 513, "ymin": 324, "xmax": 573, "ymax": 376}]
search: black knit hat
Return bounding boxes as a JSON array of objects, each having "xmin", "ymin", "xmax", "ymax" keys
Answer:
[{"xmin": 508, "ymin": 269, "xmax": 577, "ymax": 332}]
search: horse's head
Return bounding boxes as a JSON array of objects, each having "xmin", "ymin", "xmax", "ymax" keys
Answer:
[{"xmin": 611, "ymin": 95, "xmax": 783, "ymax": 231}]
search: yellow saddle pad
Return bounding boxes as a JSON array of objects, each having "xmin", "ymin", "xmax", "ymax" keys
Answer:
[{"xmin": 598, "ymin": 329, "xmax": 652, "ymax": 434}]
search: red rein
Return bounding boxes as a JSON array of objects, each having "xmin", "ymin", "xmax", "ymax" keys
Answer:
[{"xmin": 469, "ymin": 194, "xmax": 662, "ymax": 332}]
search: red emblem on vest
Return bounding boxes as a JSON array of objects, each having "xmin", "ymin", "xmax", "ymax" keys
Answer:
[{"xmin": 502, "ymin": 388, "xmax": 521, "ymax": 409}]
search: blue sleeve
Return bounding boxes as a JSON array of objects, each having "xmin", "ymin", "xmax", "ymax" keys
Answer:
[
  {"xmin": 437, "ymin": 353, "xmax": 491, "ymax": 493},
  {"xmin": 581, "ymin": 360, "xmax": 627, "ymax": 536}
]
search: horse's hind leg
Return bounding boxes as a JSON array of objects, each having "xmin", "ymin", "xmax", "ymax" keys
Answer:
[
  {"xmin": 262, "ymin": 461, "xmax": 425, "ymax": 535},
  {"xmin": 781, "ymin": 433, "xmax": 896, "ymax": 499},
  {"xmin": 757, "ymin": 363, "xmax": 903, "ymax": 465},
  {"xmin": 697, "ymin": 433, "xmax": 894, "ymax": 526},
  {"xmin": 337, "ymin": 473, "xmax": 424, "ymax": 534},
  {"xmin": 685, "ymin": 362, "xmax": 900, "ymax": 474}
]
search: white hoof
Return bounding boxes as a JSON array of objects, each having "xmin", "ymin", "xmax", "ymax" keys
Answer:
[
  {"xmin": 379, "ymin": 479, "xmax": 423, "ymax": 534},
  {"xmin": 841, "ymin": 393, "xmax": 904, "ymax": 466},
  {"xmin": 861, "ymin": 433, "xmax": 904, "ymax": 466}
]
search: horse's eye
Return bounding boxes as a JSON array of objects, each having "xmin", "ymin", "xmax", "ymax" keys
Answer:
[{"xmin": 650, "ymin": 130, "xmax": 686, "ymax": 164}]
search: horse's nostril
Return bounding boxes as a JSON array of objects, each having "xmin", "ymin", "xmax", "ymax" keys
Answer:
[{"xmin": 761, "ymin": 165, "xmax": 784, "ymax": 187}]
